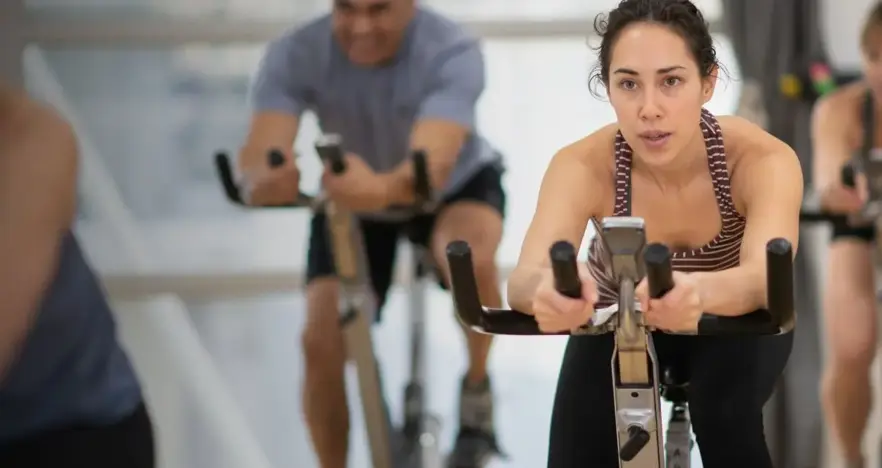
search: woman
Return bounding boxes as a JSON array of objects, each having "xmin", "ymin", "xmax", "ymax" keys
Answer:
[
  {"xmin": 0, "ymin": 84, "xmax": 155, "ymax": 467},
  {"xmin": 506, "ymin": 0, "xmax": 801, "ymax": 466},
  {"xmin": 813, "ymin": 3, "xmax": 882, "ymax": 467}
]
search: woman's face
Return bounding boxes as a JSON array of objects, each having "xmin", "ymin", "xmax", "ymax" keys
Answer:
[{"xmin": 607, "ymin": 22, "xmax": 716, "ymax": 167}]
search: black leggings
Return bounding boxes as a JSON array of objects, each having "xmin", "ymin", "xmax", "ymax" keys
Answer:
[
  {"xmin": 0, "ymin": 402, "xmax": 155, "ymax": 468},
  {"xmin": 547, "ymin": 331, "xmax": 793, "ymax": 468}
]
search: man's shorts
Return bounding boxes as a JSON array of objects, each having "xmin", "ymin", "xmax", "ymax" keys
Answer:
[
  {"xmin": 305, "ymin": 161, "xmax": 506, "ymax": 320},
  {"xmin": 831, "ymin": 217, "xmax": 876, "ymax": 243}
]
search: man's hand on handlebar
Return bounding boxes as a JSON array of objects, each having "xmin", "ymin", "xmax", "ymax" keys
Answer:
[
  {"xmin": 322, "ymin": 152, "xmax": 391, "ymax": 212},
  {"xmin": 236, "ymin": 146, "xmax": 300, "ymax": 206},
  {"xmin": 818, "ymin": 176, "xmax": 867, "ymax": 215},
  {"xmin": 532, "ymin": 263, "xmax": 598, "ymax": 333},
  {"xmin": 636, "ymin": 271, "xmax": 702, "ymax": 333}
]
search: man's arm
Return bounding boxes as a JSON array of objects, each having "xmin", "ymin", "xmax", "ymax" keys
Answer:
[
  {"xmin": 384, "ymin": 42, "xmax": 485, "ymax": 204},
  {"xmin": 694, "ymin": 124, "xmax": 804, "ymax": 316},
  {"xmin": 239, "ymin": 36, "xmax": 311, "ymax": 170},
  {"xmin": 0, "ymin": 96, "xmax": 78, "ymax": 380},
  {"xmin": 811, "ymin": 91, "xmax": 855, "ymax": 192}
]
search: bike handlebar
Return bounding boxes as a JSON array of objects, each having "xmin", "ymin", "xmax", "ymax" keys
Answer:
[
  {"xmin": 446, "ymin": 238, "xmax": 795, "ymax": 336},
  {"xmin": 213, "ymin": 133, "xmax": 433, "ymax": 213}
]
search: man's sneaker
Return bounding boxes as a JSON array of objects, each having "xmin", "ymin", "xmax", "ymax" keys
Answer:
[{"xmin": 447, "ymin": 376, "xmax": 504, "ymax": 467}]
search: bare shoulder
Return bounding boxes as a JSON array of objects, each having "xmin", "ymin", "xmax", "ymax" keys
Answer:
[
  {"xmin": 812, "ymin": 81, "xmax": 866, "ymax": 146},
  {"xmin": 554, "ymin": 123, "xmax": 617, "ymax": 177},
  {"xmin": 716, "ymin": 115, "xmax": 802, "ymax": 211},
  {"xmin": 814, "ymin": 80, "xmax": 866, "ymax": 120},
  {"xmin": 541, "ymin": 123, "xmax": 617, "ymax": 217},
  {"xmin": 0, "ymin": 89, "xmax": 77, "ymax": 175},
  {"xmin": 0, "ymin": 91, "xmax": 75, "ymax": 155}
]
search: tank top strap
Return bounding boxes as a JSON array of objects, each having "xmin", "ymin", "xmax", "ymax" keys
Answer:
[
  {"xmin": 699, "ymin": 109, "xmax": 741, "ymax": 226},
  {"xmin": 612, "ymin": 110, "xmax": 740, "ymax": 223},
  {"xmin": 612, "ymin": 130, "xmax": 633, "ymax": 216}
]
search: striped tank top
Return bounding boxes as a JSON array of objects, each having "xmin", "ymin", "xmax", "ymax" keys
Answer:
[{"xmin": 587, "ymin": 109, "xmax": 747, "ymax": 308}]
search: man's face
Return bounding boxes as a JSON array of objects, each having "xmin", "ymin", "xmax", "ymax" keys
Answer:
[{"xmin": 332, "ymin": 0, "xmax": 415, "ymax": 66}]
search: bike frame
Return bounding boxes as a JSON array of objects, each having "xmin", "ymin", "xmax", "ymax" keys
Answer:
[
  {"xmin": 446, "ymin": 216, "xmax": 793, "ymax": 468},
  {"xmin": 213, "ymin": 138, "xmax": 441, "ymax": 468}
]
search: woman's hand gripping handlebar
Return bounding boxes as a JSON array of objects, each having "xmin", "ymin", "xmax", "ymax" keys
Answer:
[
  {"xmin": 447, "ymin": 241, "xmax": 610, "ymax": 336},
  {"xmin": 446, "ymin": 238, "xmax": 795, "ymax": 336},
  {"xmin": 643, "ymin": 240, "xmax": 795, "ymax": 334},
  {"xmin": 214, "ymin": 133, "xmax": 434, "ymax": 213}
]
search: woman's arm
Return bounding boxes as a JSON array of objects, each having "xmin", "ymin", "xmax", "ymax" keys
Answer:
[
  {"xmin": 507, "ymin": 134, "xmax": 609, "ymax": 313},
  {"xmin": 0, "ymin": 91, "xmax": 78, "ymax": 380},
  {"xmin": 694, "ymin": 118, "xmax": 803, "ymax": 316}
]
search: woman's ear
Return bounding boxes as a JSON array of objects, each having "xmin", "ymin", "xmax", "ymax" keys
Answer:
[{"xmin": 702, "ymin": 65, "xmax": 719, "ymax": 104}]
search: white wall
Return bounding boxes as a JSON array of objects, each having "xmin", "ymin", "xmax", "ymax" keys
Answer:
[{"xmin": 821, "ymin": 0, "xmax": 876, "ymax": 69}]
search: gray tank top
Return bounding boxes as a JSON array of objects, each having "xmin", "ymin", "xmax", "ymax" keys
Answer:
[{"xmin": 0, "ymin": 232, "xmax": 143, "ymax": 442}]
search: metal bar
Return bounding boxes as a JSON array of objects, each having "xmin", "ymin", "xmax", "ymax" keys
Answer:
[
  {"xmin": 21, "ymin": 14, "xmax": 725, "ymax": 46},
  {"xmin": 98, "ymin": 263, "xmax": 519, "ymax": 302}
]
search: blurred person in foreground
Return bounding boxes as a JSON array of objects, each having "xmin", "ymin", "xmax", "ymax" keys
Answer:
[{"xmin": 0, "ymin": 84, "xmax": 154, "ymax": 466}]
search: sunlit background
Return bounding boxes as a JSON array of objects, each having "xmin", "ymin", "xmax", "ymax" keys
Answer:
[{"xmin": 21, "ymin": 0, "xmax": 738, "ymax": 467}]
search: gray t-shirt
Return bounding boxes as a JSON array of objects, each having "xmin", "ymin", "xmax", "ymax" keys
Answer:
[{"xmin": 250, "ymin": 7, "xmax": 503, "ymax": 198}]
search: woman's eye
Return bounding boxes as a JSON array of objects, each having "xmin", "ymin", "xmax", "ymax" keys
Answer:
[
  {"xmin": 620, "ymin": 80, "xmax": 637, "ymax": 90},
  {"xmin": 664, "ymin": 76, "xmax": 682, "ymax": 87}
]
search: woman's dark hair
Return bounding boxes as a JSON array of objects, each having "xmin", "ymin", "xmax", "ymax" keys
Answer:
[
  {"xmin": 861, "ymin": 2, "xmax": 882, "ymax": 50},
  {"xmin": 588, "ymin": 0, "xmax": 722, "ymax": 97}
]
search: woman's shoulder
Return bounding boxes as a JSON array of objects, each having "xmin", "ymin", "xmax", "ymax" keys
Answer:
[
  {"xmin": 716, "ymin": 114, "xmax": 794, "ymax": 162},
  {"xmin": 714, "ymin": 114, "xmax": 802, "ymax": 210},
  {"xmin": 557, "ymin": 123, "xmax": 618, "ymax": 172}
]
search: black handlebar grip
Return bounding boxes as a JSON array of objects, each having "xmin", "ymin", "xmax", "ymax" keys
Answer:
[
  {"xmin": 842, "ymin": 164, "xmax": 856, "ymax": 188},
  {"xmin": 765, "ymin": 238, "xmax": 794, "ymax": 328},
  {"xmin": 549, "ymin": 241, "xmax": 582, "ymax": 299},
  {"xmin": 446, "ymin": 240, "xmax": 483, "ymax": 328},
  {"xmin": 214, "ymin": 151, "xmax": 244, "ymax": 204},
  {"xmin": 619, "ymin": 426, "xmax": 651, "ymax": 461},
  {"xmin": 267, "ymin": 149, "xmax": 285, "ymax": 168},
  {"xmin": 315, "ymin": 134, "xmax": 346, "ymax": 174},
  {"xmin": 644, "ymin": 243, "xmax": 674, "ymax": 299},
  {"xmin": 412, "ymin": 149, "xmax": 432, "ymax": 202}
]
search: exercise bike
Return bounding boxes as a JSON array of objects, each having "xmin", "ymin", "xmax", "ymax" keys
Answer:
[
  {"xmin": 445, "ymin": 216, "xmax": 796, "ymax": 468},
  {"xmin": 214, "ymin": 133, "xmax": 443, "ymax": 468}
]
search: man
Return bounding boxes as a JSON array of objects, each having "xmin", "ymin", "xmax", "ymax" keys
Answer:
[
  {"xmin": 236, "ymin": 0, "xmax": 506, "ymax": 466},
  {"xmin": 0, "ymin": 85, "xmax": 154, "ymax": 465}
]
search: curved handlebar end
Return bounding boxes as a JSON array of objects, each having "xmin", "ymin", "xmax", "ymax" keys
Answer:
[
  {"xmin": 766, "ymin": 238, "xmax": 795, "ymax": 333},
  {"xmin": 214, "ymin": 151, "xmax": 244, "ymax": 204},
  {"xmin": 446, "ymin": 241, "xmax": 484, "ymax": 329},
  {"xmin": 644, "ymin": 243, "xmax": 674, "ymax": 299},
  {"xmin": 549, "ymin": 241, "xmax": 581, "ymax": 299},
  {"xmin": 268, "ymin": 149, "xmax": 285, "ymax": 168},
  {"xmin": 315, "ymin": 134, "xmax": 347, "ymax": 174},
  {"xmin": 841, "ymin": 164, "xmax": 856, "ymax": 188},
  {"xmin": 412, "ymin": 149, "xmax": 432, "ymax": 203}
]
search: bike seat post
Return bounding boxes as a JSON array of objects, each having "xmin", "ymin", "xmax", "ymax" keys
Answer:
[
  {"xmin": 403, "ymin": 239, "xmax": 429, "ymax": 436},
  {"xmin": 600, "ymin": 216, "xmax": 665, "ymax": 467}
]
